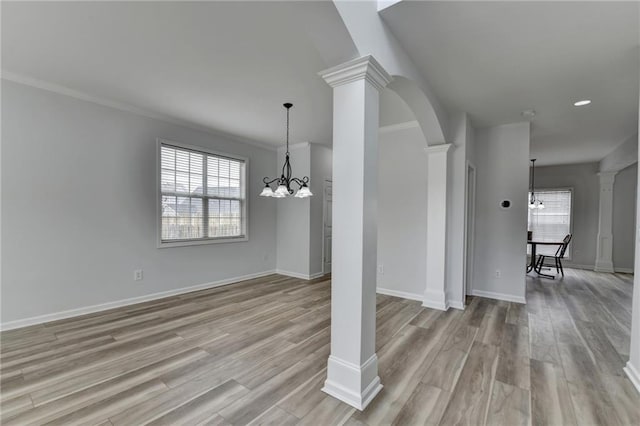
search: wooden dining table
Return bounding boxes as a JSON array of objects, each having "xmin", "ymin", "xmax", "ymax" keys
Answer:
[{"xmin": 527, "ymin": 240, "xmax": 564, "ymax": 279}]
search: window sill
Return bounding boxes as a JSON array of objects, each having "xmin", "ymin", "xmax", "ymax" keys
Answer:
[{"xmin": 157, "ymin": 236, "xmax": 248, "ymax": 248}]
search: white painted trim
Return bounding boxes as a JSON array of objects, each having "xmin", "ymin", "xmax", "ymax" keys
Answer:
[
  {"xmin": 322, "ymin": 179, "xmax": 333, "ymax": 276},
  {"xmin": 320, "ymin": 55, "xmax": 392, "ymax": 91},
  {"xmin": 323, "ymin": 354, "xmax": 383, "ymax": 410},
  {"xmin": 469, "ymin": 289, "xmax": 526, "ymax": 304},
  {"xmin": 376, "ymin": 287, "xmax": 423, "ymax": 302},
  {"xmin": 1, "ymin": 71, "xmax": 277, "ymax": 152},
  {"xmin": 423, "ymin": 300, "xmax": 449, "ymax": 311},
  {"xmin": 424, "ymin": 143, "xmax": 452, "ymax": 154},
  {"xmin": 0, "ymin": 270, "xmax": 277, "ymax": 331},
  {"xmin": 561, "ymin": 263, "xmax": 634, "ymax": 274},
  {"xmin": 378, "ymin": 120, "xmax": 419, "ymax": 134},
  {"xmin": 624, "ymin": 361, "xmax": 640, "ymax": 394},
  {"xmin": 275, "ymin": 269, "xmax": 325, "ymax": 281},
  {"xmin": 464, "ymin": 161, "xmax": 477, "ymax": 302},
  {"xmin": 156, "ymin": 138, "xmax": 249, "ymax": 248},
  {"xmin": 448, "ymin": 300, "xmax": 466, "ymax": 310},
  {"xmin": 561, "ymin": 262, "xmax": 595, "ymax": 270},
  {"xmin": 423, "ymin": 288, "xmax": 449, "ymax": 311}
]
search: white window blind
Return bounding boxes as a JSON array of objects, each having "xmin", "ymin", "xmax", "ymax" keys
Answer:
[
  {"xmin": 527, "ymin": 189, "xmax": 572, "ymax": 257},
  {"xmin": 159, "ymin": 142, "xmax": 246, "ymax": 245}
]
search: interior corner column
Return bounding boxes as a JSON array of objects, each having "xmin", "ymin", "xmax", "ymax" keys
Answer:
[
  {"xmin": 319, "ymin": 55, "xmax": 391, "ymax": 410},
  {"xmin": 424, "ymin": 143, "xmax": 452, "ymax": 310},
  {"xmin": 595, "ymin": 171, "xmax": 617, "ymax": 273}
]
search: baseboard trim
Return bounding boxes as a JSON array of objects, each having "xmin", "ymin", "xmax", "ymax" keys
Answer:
[
  {"xmin": 562, "ymin": 262, "xmax": 594, "ymax": 270},
  {"xmin": 624, "ymin": 361, "xmax": 640, "ymax": 394},
  {"xmin": 323, "ymin": 354, "xmax": 383, "ymax": 410},
  {"xmin": 448, "ymin": 300, "xmax": 465, "ymax": 310},
  {"xmin": 562, "ymin": 263, "xmax": 634, "ymax": 274},
  {"xmin": 469, "ymin": 289, "xmax": 526, "ymax": 304},
  {"xmin": 376, "ymin": 287, "xmax": 423, "ymax": 302},
  {"xmin": 0, "ymin": 270, "xmax": 277, "ymax": 331},
  {"xmin": 275, "ymin": 269, "xmax": 325, "ymax": 280}
]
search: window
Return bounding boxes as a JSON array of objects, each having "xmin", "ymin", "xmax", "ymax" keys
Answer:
[
  {"xmin": 158, "ymin": 140, "xmax": 247, "ymax": 247},
  {"xmin": 527, "ymin": 189, "xmax": 572, "ymax": 257}
]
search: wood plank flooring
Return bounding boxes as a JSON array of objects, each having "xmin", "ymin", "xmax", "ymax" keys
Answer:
[{"xmin": 1, "ymin": 269, "xmax": 638, "ymax": 425}]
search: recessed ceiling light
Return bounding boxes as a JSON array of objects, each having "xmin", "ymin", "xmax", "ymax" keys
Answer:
[
  {"xmin": 574, "ymin": 100, "xmax": 591, "ymax": 106},
  {"xmin": 521, "ymin": 109, "xmax": 536, "ymax": 119}
]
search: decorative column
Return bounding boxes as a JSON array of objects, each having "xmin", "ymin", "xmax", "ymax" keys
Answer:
[
  {"xmin": 595, "ymin": 171, "xmax": 617, "ymax": 273},
  {"xmin": 319, "ymin": 55, "xmax": 391, "ymax": 410},
  {"xmin": 424, "ymin": 144, "xmax": 452, "ymax": 310},
  {"xmin": 624, "ymin": 45, "xmax": 640, "ymax": 393}
]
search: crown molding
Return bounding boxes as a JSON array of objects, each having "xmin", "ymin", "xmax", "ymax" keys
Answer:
[
  {"xmin": 379, "ymin": 120, "xmax": 420, "ymax": 134},
  {"xmin": 424, "ymin": 143, "xmax": 452, "ymax": 154},
  {"xmin": 1, "ymin": 70, "xmax": 278, "ymax": 152},
  {"xmin": 319, "ymin": 55, "xmax": 392, "ymax": 91}
]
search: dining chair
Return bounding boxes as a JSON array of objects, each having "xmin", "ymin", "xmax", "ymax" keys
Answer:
[{"xmin": 536, "ymin": 234, "xmax": 572, "ymax": 277}]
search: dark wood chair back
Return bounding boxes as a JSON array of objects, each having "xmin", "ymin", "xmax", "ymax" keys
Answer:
[{"xmin": 556, "ymin": 234, "xmax": 572, "ymax": 258}]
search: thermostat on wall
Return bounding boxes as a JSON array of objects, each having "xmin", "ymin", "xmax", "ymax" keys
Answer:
[{"xmin": 500, "ymin": 200, "xmax": 511, "ymax": 209}]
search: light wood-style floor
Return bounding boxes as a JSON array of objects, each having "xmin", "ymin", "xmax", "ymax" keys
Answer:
[{"xmin": 1, "ymin": 269, "xmax": 638, "ymax": 425}]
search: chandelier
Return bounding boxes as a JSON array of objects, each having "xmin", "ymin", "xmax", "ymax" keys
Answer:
[
  {"xmin": 260, "ymin": 103, "xmax": 313, "ymax": 199},
  {"xmin": 529, "ymin": 159, "xmax": 544, "ymax": 209}
]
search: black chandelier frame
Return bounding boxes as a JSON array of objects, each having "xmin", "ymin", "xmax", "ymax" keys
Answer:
[{"xmin": 262, "ymin": 103, "xmax": 311, "ymax": 195}]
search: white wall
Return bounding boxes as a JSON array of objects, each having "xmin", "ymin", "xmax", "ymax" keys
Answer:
[
  {"xmin": 473, "ymin": 122, "xmax": 530, "ymax": 303},
  {"xmin": 1, "ymin": 80, "xmax": 278, "ymax": 325},
  {"xmin": 534, "ymin": 163, "xmax": 600, "ymax": 269},
  {"xmin": 613, "ymin": 163, "xmax": 637, "ymax": 272},
  {"xmin": 275, "ymin": 143, "xmax": 331, "ymax": 279},
  {"xmin": 309, "ymin": 144, "xmax": 332, "ymax": 276},
  {"xmin": 377, "ymin": 125, "xmax": 427, "ymax": 299},
  {"xmin": 275, "ymin": 144, "xmax": 311, "ymax": 278}
]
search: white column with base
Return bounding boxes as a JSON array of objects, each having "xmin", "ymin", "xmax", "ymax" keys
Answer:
[
  {"xmin": 319, "ymin": 56, "xmax": 391, "ymax": 410},
  {"xmin": 424, "ymin": 144, "xmax": 452, "ymax": 310},
  {"xmin": 595, "ymin": 171, "xmax": 617, "ymax": 273},
  {"xmin": 624, "ymin": 46, "xmax": 640, "ymax": 394}
]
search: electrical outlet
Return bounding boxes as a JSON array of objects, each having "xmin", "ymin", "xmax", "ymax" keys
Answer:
[
  {"xmin": 495, "ymin": 269, "xmax": 501, "ymax": 278},
  {"xmin": 378, "ymin": 264, "xmax": 384, "ymax": 275},
  {"xmin": 134, "ymin": 269, "xmax": 143, "ymax": 281}
]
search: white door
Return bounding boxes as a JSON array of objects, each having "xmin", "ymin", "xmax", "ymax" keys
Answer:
[{"xmin": 323, "ymin": 180, "xmax": 333, "ymax": 274}]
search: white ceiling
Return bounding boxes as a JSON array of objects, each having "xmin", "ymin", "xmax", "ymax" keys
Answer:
[
  {"xmin": 1, "ymin": 1, "xmax": 338, "ymax": 148},
  {"xmin": 381, "ymin": 1, "xmax": 639, "ymax": 165},
  {"xmin": 3, "ymin": 1, "xmax": 638, "ymax": 165}
]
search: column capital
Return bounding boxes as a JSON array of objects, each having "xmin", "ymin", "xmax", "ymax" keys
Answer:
[
  {"xmin": 598, "ymin": 170, "xmax": 618, "ymax": 185},
  {"xmin": 424, "ymin": 143, "xmax": 453, "ymax": 155},
  {"xmin": 320, "ymin": 55, "xmax": 392, "ymax": 91}
]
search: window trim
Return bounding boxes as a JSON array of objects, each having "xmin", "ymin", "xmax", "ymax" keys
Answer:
[
  {"xmin": 527, "ymin": 186, "xmax": 574, "ymax": 260},
  {"xmin": 156, "ymin": 138, "xmax": 249, "ymax": 248}
]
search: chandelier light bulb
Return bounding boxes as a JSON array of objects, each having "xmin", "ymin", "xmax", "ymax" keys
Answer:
[
  {"xmin": 260, "ymin": 185, "xmax": 274, "ymax": 197},
  {"xmin": 275, "ymin": 185, "xmax": 289, "ymax": 197},
  {"xmin": 295, "ymin": 185, "xmax": 313, "ymax": 198}
]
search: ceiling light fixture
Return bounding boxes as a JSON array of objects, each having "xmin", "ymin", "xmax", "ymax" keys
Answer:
[
  {"xmin": 260, "ymin": 103, "xmax": 312, "ymax": 199},
  {"xmin": 529, "ymin": 159, "xmax": 544, "ymax": 210},
  {"xmin": 521, "ymin": 109, "xmax": 536, "ymax": 119},
  {"xmin": 573, "ymin": 100, "xmax": 591, "ymax": 107}
]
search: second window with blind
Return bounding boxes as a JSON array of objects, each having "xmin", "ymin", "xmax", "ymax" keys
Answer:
[
  {"xmin": 158, "ymin": 139, "xmax": 248, "ymax": 247},
  {"xmin": 527, "ymin": 189, "xmax": 572, "ymax": 257}
]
